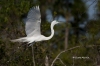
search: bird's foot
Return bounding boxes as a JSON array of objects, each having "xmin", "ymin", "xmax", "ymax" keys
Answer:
[{"xmin": 28, "ymin": 42, "xmax": 35, "ymax": 47}]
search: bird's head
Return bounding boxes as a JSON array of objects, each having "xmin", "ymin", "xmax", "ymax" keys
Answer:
[{"xmin": 52, "ymin": 20, "xmax": 60, "ymax": 25}]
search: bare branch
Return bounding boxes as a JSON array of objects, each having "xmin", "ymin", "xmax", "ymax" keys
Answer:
[
  {"xmin": 32, "ymin": 44, "xmax": 36, "ymax": 66},
  {"xmin": 51, "ymin": 46, "xmax": 80, "ymax": 66},
  {"xmin": 51, "ymin": 45, "xmax": 100, "ymax": 66},
  {"xmin": 45, "ymin": 55, "xmax": 49, "ymax": 66},
  {"xmin": 57, "ymin": 58, "xmax": 66, "ymax": 66}
]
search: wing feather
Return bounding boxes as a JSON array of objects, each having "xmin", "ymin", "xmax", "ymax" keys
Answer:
[{"xmin": 25, "ymin": 6, "xmax": 41, "ymax": 37}]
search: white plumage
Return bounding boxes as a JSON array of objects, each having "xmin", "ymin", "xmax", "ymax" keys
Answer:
[{"xmin": 11, "ymin": 6, "xmax": 60, "ymax": 46}]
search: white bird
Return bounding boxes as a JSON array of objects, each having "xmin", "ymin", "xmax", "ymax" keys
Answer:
[{"xmin": 11, "ymin": 6, "xmax": 60, "ymax": 46}]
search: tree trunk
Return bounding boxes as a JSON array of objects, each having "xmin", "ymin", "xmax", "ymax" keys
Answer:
[
  {"xmin": 64, "ymin": 0, "xmax": 70, "ymax": 50},
  {"xmin": 65, "ymin": 24, "xmax": 69, "ymax": 50}
]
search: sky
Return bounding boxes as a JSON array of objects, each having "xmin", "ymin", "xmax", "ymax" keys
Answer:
[
  {"xmin": 79, "ymin": 0, "xmax": 97, "ymax": 28},
  {"xmin": 85, "ymin": 0, "xmax": 97, "ymax": 19},
  {"xmin": 46, "ymin": 0, "xmax": 97, "ymax": 22}
]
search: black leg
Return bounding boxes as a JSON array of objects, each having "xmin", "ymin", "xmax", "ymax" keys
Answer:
[{"xmin": 28, "ymin": 42, "xmax": 35, "ymax": 47}]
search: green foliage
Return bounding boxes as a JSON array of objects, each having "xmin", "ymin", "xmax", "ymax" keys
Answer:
[
  {"xmin": 87, "ymin": 20, "xmax": 100, "ymax": 35},
  {"xmin": 0, "ymin": 0, "xmax": 99, "ymax": 66}
]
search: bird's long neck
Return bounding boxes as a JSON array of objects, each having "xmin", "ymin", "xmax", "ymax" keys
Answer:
[{"xmin": 46, "ymin": 23, "xmax": 54, "ymax": 40}]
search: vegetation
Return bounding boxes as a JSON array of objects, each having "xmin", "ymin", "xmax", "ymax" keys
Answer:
[{"xmin": 0, "ymin": 0, "xmax": 100, "ymax": 66}]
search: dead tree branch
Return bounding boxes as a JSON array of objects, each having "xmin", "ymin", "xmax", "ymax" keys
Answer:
[{"xmin": 51, "ymin": 45, "xmax": 100, "ymax": 66}]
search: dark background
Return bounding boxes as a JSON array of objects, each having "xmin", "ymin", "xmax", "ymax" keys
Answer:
[{"xmin": 0, "ymin": 0, "xmax": 100, "ymax": 66}]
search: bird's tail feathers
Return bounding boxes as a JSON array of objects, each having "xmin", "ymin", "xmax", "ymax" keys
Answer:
[{"xmin": 10, "ymin": 37, "xmax": 27, "ymax": 42}]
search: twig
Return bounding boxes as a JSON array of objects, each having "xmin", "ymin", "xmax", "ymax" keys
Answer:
[
  {"xmin": 51, "ymin": 45, "xmax": 100, "ymax": 66},
  {"xmin": 51, "ymin": 46, "xmax": 80, "ymax": 66},
  {"xmin": 45, "ymin": 55, "xmax": 49, "ymax": 66},
  {"xmin": 72, "ymin": 57, "xmax": 74, "ymax": 66},
  {"xmin": 79, "ymin": 0, "xmax": 97, "ymax": 17},
  {"xmin": 32, "ymin": 44, "xmax": 35, "ymax": 66},
  {"xmin": 57, "ymin": 58, "xmax": 66, "ymax": 66},
  {"xmin": 88, "ymin": 0, "xmax": 97, "ymax": 8}
]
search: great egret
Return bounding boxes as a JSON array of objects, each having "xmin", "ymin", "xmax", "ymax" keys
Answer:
[{"xmin": 11, "ymin": 6, "xmax": 60, "ymax": 46}]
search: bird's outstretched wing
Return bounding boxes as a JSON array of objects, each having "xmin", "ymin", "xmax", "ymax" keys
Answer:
[{"xmin": 25, "ymin": 6, "xmax": 41, "ymax": 37}]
